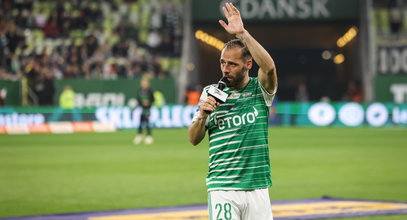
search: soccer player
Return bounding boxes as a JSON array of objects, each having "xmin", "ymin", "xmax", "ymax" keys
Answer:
[{"xmin": 188, "ymin": 2, "xmax": 277, "ymax": 220}]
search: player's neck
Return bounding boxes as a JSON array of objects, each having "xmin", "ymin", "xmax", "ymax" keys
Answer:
[{"xmin": 233, "ymin": 76, "xmax": 250, "ymax": 90}]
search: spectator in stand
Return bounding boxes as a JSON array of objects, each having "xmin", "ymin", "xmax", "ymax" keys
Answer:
[
  {"xmin": 34, "ymin": 8, "xmax": 47, "ymax": 28},
  {"xmin": 0, "ymin": 1, "xmax": 12, "ymax": 19},
  {"xmin": 0, "ymin": 88, "xmax": 4, "ymax": 106},
  {"xmin": 43, "ymin": 13, "xmax": 60, "ymax": 38},
  {"xmin": 158, "ymin": 33, "xmax": 173, "ymax": 56},
  {"xmin": 9, "ymin": 53, "xmax": 23, "ymax": 78},
  {"xmin": 112, "ymin": 40, "xmax": 130, "ymax": 57},
  {"xmin": 88, "ymin": 49, "xmax": 105, "ymax": 78},
  {"xmin": 83, "ymin": 1, "xmax": 103, "ymax": 24},
  {"xmin": 60, "ymin": 19, "xmax": 71, "ymax": 38},
  {"xmin": 0, "ymin": 0, "xmax": 184, "ymax": 86},
  {"xmin": 55, "ymin": 0, "xmax": 65, "ymax": 25},
  {"xmin": 150, "ymin": 6, "xmax": 163, "ymax": 31},
  {"xmin": 5, "ymin": 22, "xmax": 25, "ymax": 54},
  {"xmin": 172, "ymin": 26, "xmax": 182, "ymax": 56},
  {"xmin": 0, "ymin": 22, "xmax": 6, "ymax": 68},
  {"xmin": 24, "ymin": 57, "xmax": 41, "ymax": 88},
  {"xmin": 146, "ymin": 30, "xmax": 162, "ymax": 54},
  {"xmin": 115, "ymin": 20, "xmax": 132, "ymax": 40},
  {"xmin": 129, "ymin": 63, "xmax": 143, "ymax": 78},
  {"xmin": 14, "ymin": 9, "xmax": 30, "ymax": 28},
  {"xmin": 34, "ymin": 67, "xmax": 55, "ymax": 106},
  {"xmin": 84, "ymin": 34, "xmax": 99, "ymax": 57},
  {"xmin": 64, "ymin": 63, "xmax": 81, "ymax": 78},
  {"xmin": 150, "ymin": 56, "xmax": 163, "ymax": 77}
]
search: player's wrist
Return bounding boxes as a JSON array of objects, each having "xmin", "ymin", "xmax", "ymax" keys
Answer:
[
  {"xmin": 197, "ymin": 112, "xmax": 209, "ymax": 121},
  {"xmin": 235, "ymin": 30, "xmax": 248, "ymax": 41}
]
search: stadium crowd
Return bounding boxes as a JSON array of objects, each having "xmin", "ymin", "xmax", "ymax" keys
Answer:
[{"xmin": 0, "ymin": 0, "xmax": 183, "ymax": 105}]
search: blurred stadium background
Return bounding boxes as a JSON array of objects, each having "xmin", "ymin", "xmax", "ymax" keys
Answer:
[{"xmin": 0, "ymin": 0, "xmax": 407, "ymax": 219}]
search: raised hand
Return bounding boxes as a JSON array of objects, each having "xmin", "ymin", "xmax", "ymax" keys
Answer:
[{"xmin": 218, "ymin": 2, "xmax": 245, "ymax": 36}]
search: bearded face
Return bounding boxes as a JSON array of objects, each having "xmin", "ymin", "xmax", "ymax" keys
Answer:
[
  {"xmin": 220, "ymin": 47, "xmax": 252, "ymax": 89},
  {"xmin": 226, "ymin": 65, "xmax": 247, "ymax": 88}
]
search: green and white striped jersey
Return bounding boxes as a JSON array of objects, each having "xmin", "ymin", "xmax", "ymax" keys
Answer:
[{"xmin": 192, "ymin": 77, "xmax": 276, "ymax": 191}]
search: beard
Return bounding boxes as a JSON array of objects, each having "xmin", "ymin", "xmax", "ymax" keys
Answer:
[{"xmin": 225, "ymin": 66, "xmax": 247, "ymax": 89}]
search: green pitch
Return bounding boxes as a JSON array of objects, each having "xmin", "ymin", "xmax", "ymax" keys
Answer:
[{"xmin": 0, "ymin": 127, "xmax": 406, "ymax": 220}]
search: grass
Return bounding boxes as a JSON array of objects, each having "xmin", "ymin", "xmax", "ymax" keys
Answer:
[{"xmin": 0, "ymin": 127, "xmax": 406, "ymax": 219}]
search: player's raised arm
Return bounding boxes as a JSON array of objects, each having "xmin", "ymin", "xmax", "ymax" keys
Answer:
[{"xmin": 218, "ymin": 2, "xmax": 277, "ymax": 94}]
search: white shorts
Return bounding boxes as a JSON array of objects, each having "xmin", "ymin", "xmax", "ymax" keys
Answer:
[{"xmin": 208, "ymin": 188, "xmax": 273, "ymax": 220}]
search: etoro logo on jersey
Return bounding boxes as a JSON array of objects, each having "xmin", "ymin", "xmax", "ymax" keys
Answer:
[{"xmin": 217, "ymin": 107, "xmax": 259, "ymax": 130}]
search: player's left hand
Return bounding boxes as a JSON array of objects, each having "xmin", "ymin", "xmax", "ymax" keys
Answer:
[{"xmin": 219, "ymin": 2, "xmax": 245, "ymax": 36}]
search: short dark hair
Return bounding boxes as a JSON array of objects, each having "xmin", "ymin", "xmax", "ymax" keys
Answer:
[{"xmin": 223, "ymin": 39, "xmax": 252, "ymax": 61}]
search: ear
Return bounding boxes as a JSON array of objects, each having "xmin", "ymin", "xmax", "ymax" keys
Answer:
[{"xmin": 246, "ymin": 58, "xmax": 253, "ymax": 70}]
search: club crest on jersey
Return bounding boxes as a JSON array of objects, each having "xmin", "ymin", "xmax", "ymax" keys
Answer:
[{"xmin": 228, "ymin": 91, "xmax": 241, "ymax": 99}]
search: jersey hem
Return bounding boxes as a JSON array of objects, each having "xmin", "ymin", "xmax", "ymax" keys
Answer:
[{"xmin": 207, "ymin": 184, "xmax": 272, "ymax": 192}]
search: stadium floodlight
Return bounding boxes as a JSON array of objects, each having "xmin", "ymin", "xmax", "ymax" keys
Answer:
[{"xmin": 337, "ymin": 26, "xmax": 358, "ymax": 48}]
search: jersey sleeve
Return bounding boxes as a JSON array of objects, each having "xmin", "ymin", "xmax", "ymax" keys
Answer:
[
  {"xmin": 191, "ymin": 86, "xmax": 210, "ymax": 126},
  {"xmin": 258, "ymin": 79, "xmax": 277, "ymax": 107}
]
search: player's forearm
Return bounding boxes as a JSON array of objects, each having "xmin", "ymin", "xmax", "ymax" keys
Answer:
[
  {"xmin": 188, "ymin": 115, "xmax": 207, "ymax": 146},
  {"xmin": 237, "ymin": 30, "xmax": 277, "ymax": 92},
  {"xmin": 236, "ymin": 30, "xmax": 275, "ymax": 73}
]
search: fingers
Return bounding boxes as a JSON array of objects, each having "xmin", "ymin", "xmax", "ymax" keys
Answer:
[
  {"xmin": 201, "ymin": 96, "xmax": 219, "ymax": 113},
  {"xmin": 222, "ymin": 6, "xmax": 230, "ymax": 18},
  {"xmin": 206, "ymin": 97, "xmax": 219, "ymax": 112},
  {"xmin": 224, "ymin": 2, "xmax": 240, "ymax": 17},
  {"xmin": 218, "ymin": 20, "xmax": 227, "ymax": 29},
  {"xmin": 230, "ymin": 3, "xmax": 240, "ymax": 15},
  {"xmin": 225, "ymin": 2, "xmax": 233, "ymax": 15}
]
